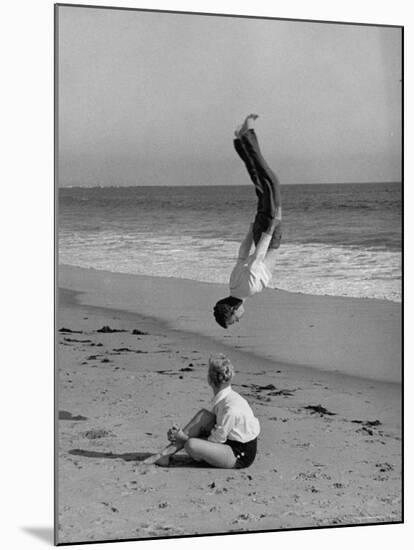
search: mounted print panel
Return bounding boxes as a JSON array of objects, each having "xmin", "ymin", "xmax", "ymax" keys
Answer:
[{"xmin": 55, "ymin": 4, "xmax": 403, "ymax": 545}]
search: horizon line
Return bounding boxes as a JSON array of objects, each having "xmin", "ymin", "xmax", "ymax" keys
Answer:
[{"xmin": 58, "ymin": 181, "xmax": 402, "ymax": 189}]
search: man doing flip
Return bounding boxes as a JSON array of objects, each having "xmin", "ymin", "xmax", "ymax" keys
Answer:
[{"xmin": 213, "ymin": 114, "xmax": 282, "ymax": 328}]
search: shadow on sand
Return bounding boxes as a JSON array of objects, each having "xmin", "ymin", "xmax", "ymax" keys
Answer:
[
  {"xmin": 69, "ymin": 449, "xmax": 152, "ymax": 461},
  {"xmin": 68, "ymin": 448, "xmax": 210, "ymax": 468}
]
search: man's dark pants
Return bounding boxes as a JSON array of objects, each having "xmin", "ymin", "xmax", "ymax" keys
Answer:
[{"xmin": 233, "ymin": 129, "xmax": 282, "ymax": 249}]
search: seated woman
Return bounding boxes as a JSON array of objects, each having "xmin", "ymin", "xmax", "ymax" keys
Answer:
[{"xmin": 143, "ymin": 354, "xmax": 260, "ymax": 469}]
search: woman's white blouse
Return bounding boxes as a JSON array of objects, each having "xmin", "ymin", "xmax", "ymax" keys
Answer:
[{"xmin": 208, "ymin": 386, "xmax": 260, "ymax": 444}]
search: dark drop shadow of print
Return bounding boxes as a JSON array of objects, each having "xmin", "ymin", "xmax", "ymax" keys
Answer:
[{"xmin": 21, "ymin": 527, "xmax": 54, "ymax": 544}]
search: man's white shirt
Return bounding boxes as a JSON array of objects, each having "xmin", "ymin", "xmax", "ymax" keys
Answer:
[{"xmin": 229, "ymin": 255, "xmax": 272, "ymax": 299}]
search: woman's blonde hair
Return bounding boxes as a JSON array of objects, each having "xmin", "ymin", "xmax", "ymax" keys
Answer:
[{"xmin": 208, "ymin": 354, "xmax": 235, "ymax": 387}]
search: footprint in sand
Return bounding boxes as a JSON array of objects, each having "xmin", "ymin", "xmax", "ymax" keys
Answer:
[
  {"xmin": 82, "ymin": 429, "xmax": 113, "ymax": 440},
  {"xmin": 63, "ymin": 337, "xmax": 93, "ymax": 344},
  {"xmin": 351, "ymin": 419, "xmax": 383, "ymax": 437},
  {"xmin": 375, "ymin": 462, "xmax": 394, "ymax": 473}
]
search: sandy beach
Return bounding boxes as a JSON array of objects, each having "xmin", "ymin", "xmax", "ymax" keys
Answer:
[{"xmin": 56, "ymin": 265, "xmax": 402, "ymax": 544}]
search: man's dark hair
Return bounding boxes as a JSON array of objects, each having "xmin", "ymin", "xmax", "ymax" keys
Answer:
[{"xmin": 213, "ymin": 296, "xmax": 243, "ymax": 329}]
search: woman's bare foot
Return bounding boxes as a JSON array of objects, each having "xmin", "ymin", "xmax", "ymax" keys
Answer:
[
  {"xmin": 141, "ymin": 453, "xmax": 171, "ymax": 467},
  {"xmin": 154, "ymin": 455, "xmax": 171, "ymax": 467},
  {"xmin": 142, "ymin": 453, "xmax": 162, "ymax": 465}
]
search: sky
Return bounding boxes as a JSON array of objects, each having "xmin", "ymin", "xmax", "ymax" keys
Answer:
[{"xmin": 57, "ymin": 6, "xmax": 402, "ymax": 186}]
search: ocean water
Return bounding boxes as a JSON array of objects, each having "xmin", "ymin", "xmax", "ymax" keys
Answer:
[{"xmin": 58, "ymin": 183, "xmax": 402, "ymax": 302}]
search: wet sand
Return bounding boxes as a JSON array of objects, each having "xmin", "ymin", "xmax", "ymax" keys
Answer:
[{"xmin": 56, "ymin": 265, "xmax": 402, "ymax": 544}]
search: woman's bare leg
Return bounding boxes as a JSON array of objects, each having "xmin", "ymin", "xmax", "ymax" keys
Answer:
[
  {"xmin": 142, "ymin": 409, "xmax": 216, "ymax": 465},
  {"xmin": 184, "ymin": 438, "xmax": 237, "ymax": 468}
]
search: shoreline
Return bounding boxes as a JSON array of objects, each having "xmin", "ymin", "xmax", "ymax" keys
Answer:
[
  {"xmin": 57, "ymin": 258, "xmax": 402, "ymax": 305},
  {"xmin": 58, "ymin": 264, "xmax": 402, "ymax": 384},
  {"xmin": 59, "ymin": 263, "xmax": 402, "ymax": 304}
]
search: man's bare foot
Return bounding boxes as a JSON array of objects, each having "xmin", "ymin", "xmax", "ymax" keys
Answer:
[{"xmin": 239, "ymin": 113, "xmax": 259, "ymax": 135}]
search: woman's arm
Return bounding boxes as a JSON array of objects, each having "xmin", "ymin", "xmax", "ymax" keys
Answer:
[{"xmin": 207, "ymin": 406, "xmax": 235, "ymax": 444}]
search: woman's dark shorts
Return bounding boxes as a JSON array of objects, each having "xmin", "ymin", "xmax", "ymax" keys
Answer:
[
  {"xmin": 253, "ymin": 213, "xmax": 282, "ymax": 250},
  {"xmin": 224, "ymin": 437, "xmax": 258, "ymax": 469}
]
